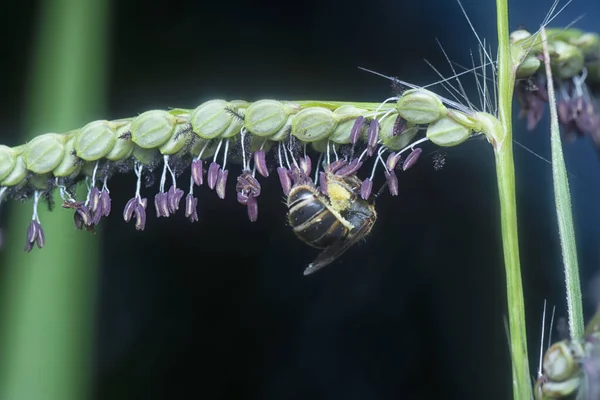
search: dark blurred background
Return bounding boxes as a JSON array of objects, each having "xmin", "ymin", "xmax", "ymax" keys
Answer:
[{"xmin": 1, "ymin": 0, "xmax": 600, "ymax": 399}]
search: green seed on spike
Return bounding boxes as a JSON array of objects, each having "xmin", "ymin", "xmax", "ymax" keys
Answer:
[
  {"xmin": 0, "ymin": 145, "xmax": 16, "ymax": 182},
  {"xmin": 292, "ymin": 107, "xmax": 337, "ymax": 142},
  {"xmin": 53, "ymin": 137, "xmax": 81, "ymax": 177},
  {"xmin": 190, "ymin": 100, "xmax": 234, "ymax": 139},
  {"xmin": 426, "ymin": 116, "xmax": 471, "ymax": 147},
  {"xmin": 396, "ymin": 89, "xmax": 447, "ymax": 124},
  {"xmin": 130, "ymin": 110, "xmax": 177, "ymax": 149},
  {"xmin": 75, "ymin": 120, "xmax": 117, "ymax": 161},
  {"xmin": 23, "ymin": 133, "xmax": 66, "ymax": 174}
]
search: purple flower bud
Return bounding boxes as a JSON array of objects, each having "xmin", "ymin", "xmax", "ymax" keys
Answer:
[
  {"xmin": 350, "ymin": 116, "xmax": 364, "ymax": 144},
  {"xmin": 185, "ymin": 193, "xmax": 198, "ymax": 222},
  {"xmin": 319, "ymin": 171, "xmax": 328, "ymax": 195},
  {"xmin": 254, "ymin": 150, "xmax": 269, "ymax": 178},
  {"xmin": 191, "ymin": 159, "xmax": 204, "ymax": 186},
  {"xmin": 207, "ymin": 162, "xmax": 220, "ymax": 190},
  {"xmin": 393, "ymin": 115, "xmax": 407, "ymax": 136},
  {"xmin": 237, "ymin": 191, "xmax": 249, "ymax": 205},
  {"xmin": 300, "ymin": 155, "xmax": 312, "ymax": 176},
  {"xmin": 155, "ymin": 192, "xmax": 170, "ymax": 218},
  {"xmin": 167, "ymin": 185, "xmax": 184, "ymax": 213},
  {"xmin": 100, "ymin": 190, "xmax": 111, "ymax": 217},
  {"xmin": 367, "ymin": 119, "xmax": 379, "ymax": 155},
  {"xmin": 386, "ymin": 152, "xmax": 401, "ymax": 171},
  {"xmin": 335, "ymin": 158, "xmax": 363, "ymax": 177},
  {"xmin": 216, "ymin": 169, "xmax": 228, "ymax": 200},
  {"xmin": 385, "ymin": 170, "xmax": 399, "ymax": 196},
  {"xmin": 88, "ymin": 187, "xmax": 101, "ymax": 213},
  {"xmin": 123, "ymin": 198, "xmax": 137, "ymax": 222},
  {"xmin": 247, "ymin": 194, "xmax": 258, "ymax": 222},
  {"xmin": 402, "ymin": 148, "xmax": 422, "ymax": 171},
  {"xmin": 277, "ymin": 167, "xmax": 292, "ymax": 195},
  {"xmin": 360, "ymin": 178, "xmax": 372, "ymax": 200}
]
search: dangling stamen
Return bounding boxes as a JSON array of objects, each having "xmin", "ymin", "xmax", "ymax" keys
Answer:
[
  {"xmin": 314, "ymin": 152, "xmax": 323, "ymax": 185},
  {"xmin": 24, "ymin": 191, "xmax": 46, "ymax": 252},
  {"xmin": 286, "ymin": 135, "xmax": 299, "ymax": 168},
  {"xmin": 240, "ymin": 128, "xmax": 248, "ymax": 170},
  {"xmin": 160, "ymin": 155, "xmax": 169, "ymax": 193},
  {"xmin": 373, "ymin": 96, "xmax": 399, "ymax": 119},
  {"xmin": 212, "ymin": 139, "xmax": 223, "ymax": 163},
  {"xmin": 278, "ymin": 142, "xmax": 285, "ymax": 169},
  {"xmin": 369, "ymin": 146, "xmax": 388, "ymax": 180},
  {"xmin": 326, "ymin": 140, "xmax": 331, "ymax": 166},
  {"xmin": 134, "ymin": 162, "xmax": 143, "ymax": 201},
  {"xmin": 283, "ymin": 141, "xmax": 292, "ymax": 170},
  {"xmin": 332, "ymin": 142, "xmax": 339, "ymax": 162}
]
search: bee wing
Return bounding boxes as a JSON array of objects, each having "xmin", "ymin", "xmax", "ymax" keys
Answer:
[{"xmin": 303, "ymin": 222, "xmax": 371, "ymax": 276}]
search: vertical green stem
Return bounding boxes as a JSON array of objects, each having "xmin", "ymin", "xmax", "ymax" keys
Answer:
[
  {"xmin": 0, "ymin": 0, "xmax": 109, "ymax": 399},
  {"xmin": 539, "ymin": 28, "xmax": 584, "ymax": 340},
  {"xmin": 494, "ymin": 0, "xmax": 533, "ymax": 398}
]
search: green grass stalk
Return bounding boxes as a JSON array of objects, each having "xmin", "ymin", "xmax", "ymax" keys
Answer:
[
  {"xmin": 0, "ymin": 0, "xmax": 109, "ymax": 399},
  {"xmin": 494, "ymin": 0, "xmax": 532, "ymax": 398}
]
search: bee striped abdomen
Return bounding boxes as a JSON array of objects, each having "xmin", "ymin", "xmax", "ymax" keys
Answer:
[{"xmin": 287, "ymin": 186, "xmax": 347, "ymax": 248}]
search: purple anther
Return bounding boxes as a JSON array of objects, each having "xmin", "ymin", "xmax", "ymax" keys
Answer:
[
  {"xmin": 254, "ymin": 150, "xmax": 269, "ymax": 178},
  {"xmin": 385, "ymin": 170, "xmax": 399, "ymax": 196},
  {"xmin": 350, "ymin": 116, "xmax": 364, "ymax": 144},
  {"xmin": 134, "ymin": 202, "xmax": 147, "ymax": 231},
  {"xmin": 155, "ymin": 192, "xmax": 170, "ymax": 218},
  {"xmin": 100, "ymin": 190, "xmax": 111, "ymax": 217},
  {"xmin": 24, "ymin": 220, "xmax": 45, "ymax": 252},
  {"xmin": 327, "ymin": 159, "xmax": 346, "ymax": 174},
  {"xmin": 191, "ymin": 159, "xmax": 204, "ymax": 186},
  {"xmin": 277, "ymin": 167, "xmax": 292, "ymax": 195},
  {"xmin": 319, "ymin": 171, "xmax": 328, "ymax": 195},
  {"xmin": 367, "ymin": 119, "xmax": 379, "ymax": 155},
  {"xmin": 216, "ymin": 169, "xmax": 229, "ymax": 200},
  {"xmin": 335, "ymin": 158, "xmax": 363, "ymax": 177},
  {"xmin": 386, "ymin": 152, "xmax": 401, "ymax": 171},
  {"xmin": 393, "ymin": 115, "xmax": 407, "ymax": 136},
  {"xmin": 185, "ymin": 193, "xmax": 198, "ymax": 222},
  {"xmin": 237, "ymin": 191, "xmax": 249, "ymax": 205},
  {"xmin": 88, "ymin": 187, "xmax": 101, "ymax": 213},
  {"xmin": 123, "ymin": 198, "xmax": 138, "ymax": 222},
  {"xmin": 402, "ymin": 148, "xmax": 422, "ymax": 171},
  {"xmin": 300, "ymin": 155, "xmax": 312, "ymax": 176},
  {"xmin": 247, "ymin": 194, "xmax": 258, "ymax": 222},
  {"xmin": 167, "ymin": 185, "xmax": 184, "ymax": 213},
  {"xmin": 360, "ymin": 178, "xmax": 373, "ymax": 200},
  {"xmin": 207, "ymin": 162, "xmax": 220, "ymax": 190},
  {"xmin": 74, "ymin": 206, "xmax": 92, "ymax": 229}
]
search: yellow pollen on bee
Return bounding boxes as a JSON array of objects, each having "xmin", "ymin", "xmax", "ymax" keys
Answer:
[{"xmin": 325, "ymin": 181, "xmax": 354, "ymax": 230}]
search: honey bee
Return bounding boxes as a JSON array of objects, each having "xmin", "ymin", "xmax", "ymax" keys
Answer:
[{"xmin": 287, "ymin": 168, "xmax": 376, "ymax": 275}]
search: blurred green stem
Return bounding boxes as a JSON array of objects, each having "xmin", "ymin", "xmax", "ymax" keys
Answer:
[{"xmin": 0, "ymin": 0, "xmax": 109, "ymax": 399}]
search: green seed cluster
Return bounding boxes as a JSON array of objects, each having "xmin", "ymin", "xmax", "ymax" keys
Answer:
[
  {"xmin": 0, "ymin": 92, "xmax": 483, "ymax": 202},
  {"xmin": 511, "ymin": 27, "xmax": 600, "ymax": 81}
]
